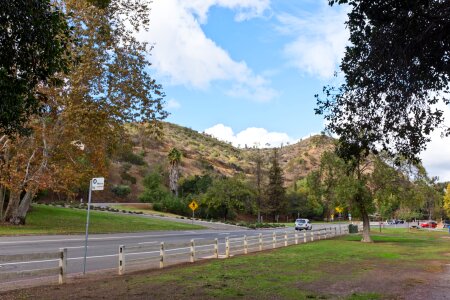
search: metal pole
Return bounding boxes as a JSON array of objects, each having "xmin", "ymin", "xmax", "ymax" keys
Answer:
[{"xmin": 83, "ymin": 179, "xmax": 92, "ymax": 275}]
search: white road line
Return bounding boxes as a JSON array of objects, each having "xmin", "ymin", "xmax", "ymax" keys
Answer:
[
  {"xmin": 218, "ymin": 233, "xmax": 230, "ymax": 235},
  {"xmin": 138, "ymin": 241, "xmax": 158, "ymax": 245},
  {"xmin": 0, "ymin": 232, "xmax": 209, "ymax": 245}
]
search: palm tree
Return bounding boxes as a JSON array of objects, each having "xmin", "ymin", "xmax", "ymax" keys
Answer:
[{"xmin": 168, "ymin": 148, "xmax": 181, "ymax": 196}]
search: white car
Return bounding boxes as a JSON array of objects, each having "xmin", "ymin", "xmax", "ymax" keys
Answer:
[{"xmin": 295, "ymin": 218, "xmax": 312, "ymax": 231}]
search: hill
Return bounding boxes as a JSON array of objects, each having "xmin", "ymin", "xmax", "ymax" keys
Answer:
[{"xmin": 104, "ymin": 122, "xmax": 334, "ymax": 202}]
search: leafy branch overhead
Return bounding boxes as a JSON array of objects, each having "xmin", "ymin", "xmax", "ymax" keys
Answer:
[{"xmin": 317, "ymin": 0, "xmax": 449, "ymax": 163}]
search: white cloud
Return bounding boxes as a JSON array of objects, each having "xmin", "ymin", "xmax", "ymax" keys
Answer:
[
  {"xmin": 204, "ymin": 124, "xmax": 295, "ymax": 148},
  {"xmin": 183, "ymin": 0, "xmax": 270, "ymax": 23},
  {"xmin": 166, "ymin": 98, "xmax": 181, "ymax": 109},
  {"xmin": 277, "ymin": 4, "xmax": 349, "ymax": 79},
  {"xmin": 143, "ymin": 0, "xmax": 276, "ymax": 101},
  {"xmin": 420, "ymin": 101, "xmax": 450, "ymax": 182}
]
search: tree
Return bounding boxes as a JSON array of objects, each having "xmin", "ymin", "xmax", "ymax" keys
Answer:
[
  {"xmin": 252, "ymin": 148, "xmax": 264, "ymax": 222},
  {"xmin": 0, "ymin": 0, "xmax": 167, "ymax": 225},
  {"xmin": 202, "ymin": 176, "xmax": 255, "ymax": 220},
  {"xmin": 168, "ymin": 148, "xmax": 182, "ymax": 196},
  {"xmin": 178, "ymin": 174, "xmax": 213, "ymax": 198},
  {"xmin": 321, "ymin": 0, "xmax": 450, "ymax": 163},
  {"xmin": 265, "ymin": 149, "xmax": 287, "ymax": 222},
  {"xmin": 316, "ymin": 0, "xmax": 450, "ymax": 241},
  {"xmin": 444, "ymin": 184, "xmax": 450, "ymax": 218},
  {"xmin": 139, "ymin": 171, "xmax": 171, "ymax": 203},
  {"xmin": 0, "ymin": 0, "xmax": 69, "ymax": 136}
]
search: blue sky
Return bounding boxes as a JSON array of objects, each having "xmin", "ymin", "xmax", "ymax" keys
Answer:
[{"xmin": 141, "ymin": 0, "xmax": 450, "ymax": 181}]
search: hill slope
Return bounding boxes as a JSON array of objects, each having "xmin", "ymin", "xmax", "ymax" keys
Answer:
[{"xmin": 104, "ymin": 122, "xmax": 334, "ymax": 202}]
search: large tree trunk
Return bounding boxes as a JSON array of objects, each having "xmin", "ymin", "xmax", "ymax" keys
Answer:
[
  {"xmin": 4, "ymin": 190, "xmax": 34, "ymax": 225},
  {"xmin": 3, "ymin": 191, "xmax": 20, "ymax": 224},
  {"xmin": 359, "ymin": 202, "xmax": 373, "ymax": 243}
]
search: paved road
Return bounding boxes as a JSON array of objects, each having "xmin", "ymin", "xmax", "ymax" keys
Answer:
[{"xmin": 0, "ymin": 216, "xmax": 348, "ymax": 287}]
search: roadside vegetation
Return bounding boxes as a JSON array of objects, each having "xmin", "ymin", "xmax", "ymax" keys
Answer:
[
  {"xmin": 0, "ymin": 205, "xmax": 204, "ymax": 236},
  {"xmin": 2, "ymin": 229, "xmax": 449, "ymax": 299}
]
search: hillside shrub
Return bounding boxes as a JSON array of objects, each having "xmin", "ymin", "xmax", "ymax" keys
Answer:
[
  {"xmin": 120, "ymin": 172, "xmax": 137, "ymax": 184},
  {"xmin": 112, "ymin": 185, "xmax": 131, "ymax": 197},
  {"xmin": 120, "ymin": 150, "xmax": 146, "ymax": 165}
]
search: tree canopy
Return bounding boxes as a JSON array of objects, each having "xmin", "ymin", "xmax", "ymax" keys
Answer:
[
  {"xmin": 317, "ymin": 0, "xmax": 450, "ymax": 163},
  {"xmin": 0, "ymin": 0, "xmax": 69, "ymax": 135}
]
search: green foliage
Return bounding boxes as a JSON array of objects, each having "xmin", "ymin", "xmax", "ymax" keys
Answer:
[
  {"xmin": 111, "ymin": 185, "xmax": 131, "ymax": 197},
  {"xmin": 139, "ymin": 171, "xmax": 171, "ymax": 203},
  {"xmin": 319, "ymin": 1, "xmax": 450, "ymax": 162},
  {"xmin": 153, "ymin": 195, "xmax": 189, "ymax": 216},
  {"xmin": 202, "ymin": 175, "xmax": 255, "ymax": 220},
  {"xmin": 444, "ymin": 184, "xmax": 450, "ymax": 217},
  {"xmin": 120, "ymin": 150, "xmax": 146, "ymax": 165},
  {"xmin": 0, "ymin": 0, "xmax": 69, "ymax": 135},
  {"xmin": 265, "ymin": 149, "xmax": 287, "ymax": 220},
  {"xmin": 179, "ymin": 174, "xmax": 213, "ymax": 198}
]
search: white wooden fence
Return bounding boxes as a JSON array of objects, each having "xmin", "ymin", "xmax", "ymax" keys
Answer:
[
  {"xmin": 117, "ymin": 226, "xmax": 350, "ymax": 275},
  {"xmin": 0, "ymin": 248, "xmax": 67, "ymax": 284}
]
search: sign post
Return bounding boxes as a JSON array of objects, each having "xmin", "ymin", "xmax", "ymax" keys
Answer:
[
  {"xmin": 188, "ymin": 200, "xmax": 199, "ymax": 224},
  {"xmin": 83, "ymin": 177, "xmax": 104, "ymax": 275}
]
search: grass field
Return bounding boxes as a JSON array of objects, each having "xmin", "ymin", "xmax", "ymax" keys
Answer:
[
  {"xmin": 0, "ymin": 204, "xmax": 204, "ymax": 235},
  {"xmin": 2, "ymin": 229, "xmax": 449, "ymax": 299}
]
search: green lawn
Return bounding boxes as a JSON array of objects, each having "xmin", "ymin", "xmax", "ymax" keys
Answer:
[
  {"xmin": 3, "ymin": 229, "xmax": 449, "ymax": 299},
  {"xmin": 0, "ymin": 204, "xmax": 204, "ymax": 235}
]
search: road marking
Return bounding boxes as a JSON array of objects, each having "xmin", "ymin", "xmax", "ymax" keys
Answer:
[
  {"xmin": 218, "ymin": 233, "xmax": 230, "ymax": 235},
  {"xmin": 138, "ymin": 241, "xmax": 158, "ymax": 245},
  {"xmin": 0, "ymin": 232, "xmax": 215, "ymax": 245}
]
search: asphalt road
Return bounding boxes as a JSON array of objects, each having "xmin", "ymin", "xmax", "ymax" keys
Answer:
[{"xmin": 0, "ymin": 221, "xmax": 348, "ymax": 274}]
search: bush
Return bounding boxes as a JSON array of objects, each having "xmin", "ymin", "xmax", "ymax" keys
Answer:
[
  {"xmin": 111, "ymin": 185, "xmax": 131, "ymax": 197},
  {"xmin": 120, "ymin": 150, "xmax": 146, "ymax": 165},
  {"xmin": 120, "ymin": 172, "xmax": 137, "ymax": 184}
]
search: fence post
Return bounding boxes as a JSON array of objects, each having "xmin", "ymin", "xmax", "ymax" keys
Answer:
[
  {"xmin": 214, "ymin": 238, "xmax": 219, "ymax": 258},
  {"xmin": 59, "ymin": 248, "xmax": 67, "ymax": 284},
  {"xmin": 259, "ymin": 233, "xmax": 263, "ymax": 251},
  {"xmin": 118, "ymin": 245, "xmax": 125, "ymax": 275},
  {"xmin": 334, "ymin": 227, "xmax": 337, "ymax": 237},
  {"xmin": 272, "ymin": 232, "xmax": 276, "ymax": 249},
  {"xmin": 295, "ymin": 232, "xmax": 298, "ymax": 245},
  {"xmin": 318, "ymin": 229, "xmax": 321, "ymax": 240},
  {"xmin": 284, "ymin": 231, "xmax": 288, "ymax": 247},
  {"xmin": 160, "ymin": 242, "xmax": 165, "ymax": 268},
  {"xmin": 225, "ymin": 237, "xmax": 230, "ymax": 258},
  {"xmin": 303, "ymin": 232, "xmax": 307, "ymax": 243},
  {"xmin": 190, "ymin": 239, "xmax": 195, "ymax": 263},
  {"xmin": 325, "ymin": 228, "xmax": 328, "ymax": 239},
  {"xmin": 244, "ymin": 235, "xmax": 248, "ymax": 254},
  {"xmin": 311, "ymin": 231, "xmax": 314, "ymax": 242}
]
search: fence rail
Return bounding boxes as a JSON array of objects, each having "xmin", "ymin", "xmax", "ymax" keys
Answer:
[{"xmin": 0, "ymin": 224, "xmax": 358, "ymax": 285}]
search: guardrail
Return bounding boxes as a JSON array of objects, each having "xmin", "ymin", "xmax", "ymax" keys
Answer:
[{"xmin": 0, "ymin": 225, "xmax": 353, "ymax": 285}]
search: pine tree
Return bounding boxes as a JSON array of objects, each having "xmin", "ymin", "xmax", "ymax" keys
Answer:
[{"xmin": 265, "ymin": 148, "xmax": 287, "ymax": 222}]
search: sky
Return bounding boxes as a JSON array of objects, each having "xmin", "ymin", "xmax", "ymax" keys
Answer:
[{"xmin": 141, "ymin": 0, "xmax": 450, "ymax": 182}]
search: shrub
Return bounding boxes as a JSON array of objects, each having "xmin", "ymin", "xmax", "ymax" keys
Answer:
[
  {"xmin": 120, "ymin": 150, "xmax": 146, "ymax": 165},
  {"xmin": 111, "ymin": 185, "xmax": 131, "ymax": 197}
]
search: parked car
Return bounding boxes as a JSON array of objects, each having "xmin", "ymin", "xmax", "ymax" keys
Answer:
[
  {"xmin": 295, "ymin": 218, "xmax": 312, "ymax": 231},
  {"xmin": 420, "ymin": 221, "xmax": 437, "ymax": 228}
]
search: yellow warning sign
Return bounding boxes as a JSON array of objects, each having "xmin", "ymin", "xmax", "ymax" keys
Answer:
[{"xmin": 189, "ymin": 200, "xmax": 199, "ymax": 211}]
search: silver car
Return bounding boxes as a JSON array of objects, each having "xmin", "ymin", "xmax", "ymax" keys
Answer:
[{"xmin": 295, "ymin": 218, "xmax": 312, "ymax": 231}]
